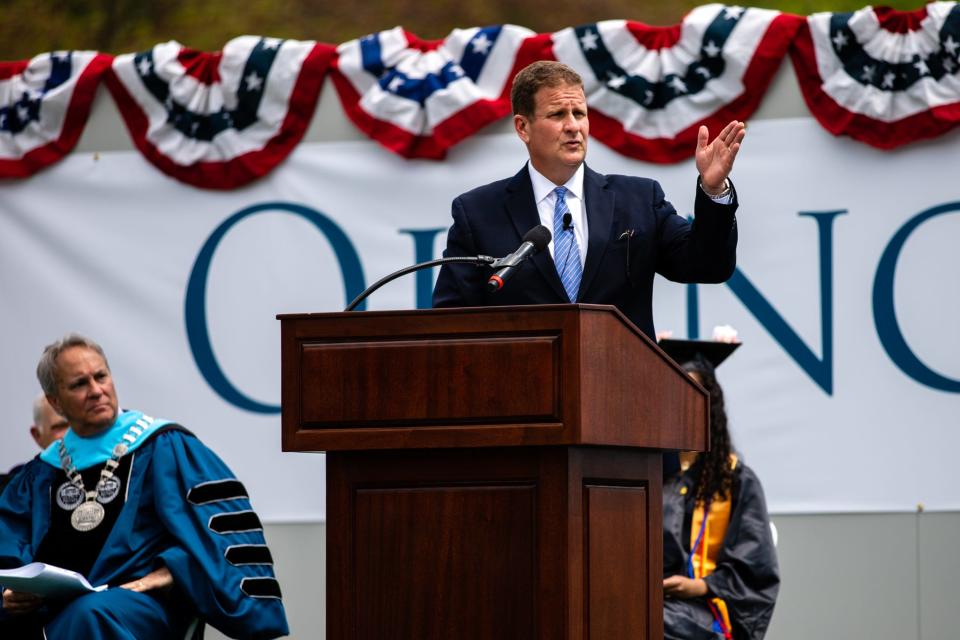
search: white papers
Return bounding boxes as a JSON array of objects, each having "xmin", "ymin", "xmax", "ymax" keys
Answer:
[{"xmin": 0, "ymin": 563, "xmax": 107, "ymax": 599}]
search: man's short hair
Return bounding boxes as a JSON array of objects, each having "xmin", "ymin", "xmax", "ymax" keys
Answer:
[
  {"xmin": 511, "ymin": 61, "xmax": 584, "ymax": 117},
  {"xmin": 37, "ymin": 333, "xmax": 110, "ymax": 396},
  {"xmin": 32, "ymin": 393, "xmax": 50, "ymax": 424}
]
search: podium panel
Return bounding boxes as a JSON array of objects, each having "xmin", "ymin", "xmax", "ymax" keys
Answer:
[{"xmin": 327, "ymin": 446, "xmax": 663, "ymax": 640}]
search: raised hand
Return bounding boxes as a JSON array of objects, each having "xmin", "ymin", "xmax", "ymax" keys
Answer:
[{"xmin": 695, "ymin": 120, "xmax": 746, "ymax": 194}]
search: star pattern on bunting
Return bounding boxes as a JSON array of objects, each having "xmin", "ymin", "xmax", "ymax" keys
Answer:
[
  {"xmin": 471, "ymin": 33, "xmax": 493, "ymax": 55},
  {"xmin": 703, "ymin": 41, "xmax": 721, "ymax": 57},
  {"xmin": 832, "ymin": 31, "xmax": 849, "ymax": 50},
  {"xmin": 607, "ymin": 72, "xmax": 627, "ymax": 89},
  {"xmin": 244, "ymin": 71, "xmax": 263, "ymax": 91},
  {"xmin": 580, "ymin": 30, "xmax": 599, "ymax": 51},
  {"xmin": 946, "ymin": 36, "xmax": 959, "ymax": 56},
  {"xmin": 724, "ymin": 6, "xmax": 745, "ymax": 20}
]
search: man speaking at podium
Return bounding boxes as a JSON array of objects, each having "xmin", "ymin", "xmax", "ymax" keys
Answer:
[{"xmin": 433, "ymin": 60, "xmax": 745, "ymax": 339}]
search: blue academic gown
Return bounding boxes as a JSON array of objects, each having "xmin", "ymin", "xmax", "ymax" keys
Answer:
[{"xmin": 0, "ymin": 411, "xmax": 289, "ymax": 639}]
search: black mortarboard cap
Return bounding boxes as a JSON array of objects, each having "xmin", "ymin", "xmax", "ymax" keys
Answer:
[{"xmin": 658, "ymin": 338, "xmax": 741, "ymax": 369}]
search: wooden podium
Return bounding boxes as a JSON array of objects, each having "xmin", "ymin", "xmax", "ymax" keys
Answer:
[{"xmin": 279, "ymin": 304, "xmax": 707, "ymax": 640}]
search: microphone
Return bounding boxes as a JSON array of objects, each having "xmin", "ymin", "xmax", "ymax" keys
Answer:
[
  {"xmin": 558, "ymin": 212, "xmax": 576, "ymax": 272},
  {"xmin": 487, "ymin": 225, "xmax": 552, "ymax": 293}
]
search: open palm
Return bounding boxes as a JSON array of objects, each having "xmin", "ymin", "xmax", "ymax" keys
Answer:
[{"xmin": 695, "ymin": 120, "xmax": 746, "ymax": 192}]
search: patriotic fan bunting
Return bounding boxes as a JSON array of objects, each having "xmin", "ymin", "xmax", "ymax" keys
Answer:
[
  {"xmin": 547, "ymin": 5, "xmax": 802, "ymax": 162},
  {"xmin": 790, "ymin": 2, "xmax": 960, "ymax": 149},
  {"xmin": 0, "ymin": 51, "xmax": 112, "ymax": 178},
  {"xmin": 106, "ymin": 36, "xmax": 335, "ymax": 189},
  {"xmin": 6, "ymin": 5, "xmax": 960, "ymax": 184},
  {"xmin": 330, "ymin": 25, "xmax": 535, "ymax": 159}
]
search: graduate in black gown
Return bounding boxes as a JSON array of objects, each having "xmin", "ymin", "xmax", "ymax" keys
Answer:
[{"xmin": 658, "ymin": 339, "xmax": 780, "ymax": 640}]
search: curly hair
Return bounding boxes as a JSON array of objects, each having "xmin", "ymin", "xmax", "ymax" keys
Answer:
[{"xmin": 683, "ymin": 355, "xmax": 736, "ymax": 504}]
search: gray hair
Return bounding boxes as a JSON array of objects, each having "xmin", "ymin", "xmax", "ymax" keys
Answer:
[
  {"xmin": 36, "ymin": 333, "xmax": 110, "ymax": 396},
  {"xmin": 32, "ymin": 393, "xmax": 50, "ymax": 423}
]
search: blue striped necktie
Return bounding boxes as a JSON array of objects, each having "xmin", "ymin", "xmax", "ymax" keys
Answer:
[{"xmin": 552, "ymin": 186, "xmax": 582, "ymax": 302}]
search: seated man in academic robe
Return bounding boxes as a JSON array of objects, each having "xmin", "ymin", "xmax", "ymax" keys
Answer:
[{"xmin": 0, "ymin": 333, "xmax": 289, "ymax": 639}]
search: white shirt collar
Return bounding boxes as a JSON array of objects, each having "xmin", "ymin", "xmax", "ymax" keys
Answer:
[{"xmin": 528, "ymin": 162, "xmax": 585, "ymax": 205}]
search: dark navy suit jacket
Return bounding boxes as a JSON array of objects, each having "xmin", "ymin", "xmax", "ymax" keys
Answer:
[{"xmin": 432, "ymin": 164, "xmax": 738, "ymax": 339}]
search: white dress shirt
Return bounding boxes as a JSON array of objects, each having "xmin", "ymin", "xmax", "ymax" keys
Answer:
[{"xmin": 527, "ymin": 162, "xmax": 587, "ymax": 268}]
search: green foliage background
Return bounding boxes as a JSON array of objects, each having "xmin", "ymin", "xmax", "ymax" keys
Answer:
[{"xmin": 0, "ymin": 1, "xmax": 926, "ymax": 59}]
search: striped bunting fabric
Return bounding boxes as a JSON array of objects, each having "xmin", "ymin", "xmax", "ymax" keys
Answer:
[
  {"xmin": 0, "ymin": 51, "xmax": 112, "ymax": 178},
  {"xmin": 539, "ymin": 5, "xmax": 802, "ymax": 162},
  {"xmin": 330, "ymin": 25, "xmax": 535, "ymax": 159},
  {"xmin": 106, "ymin": 36, "xmax": 335, "ymax": 189},
  {"xmin": 5, "ymin": 5, "xmax": 960, "ymax": 184},
  {"xmin": 789, "ymin": 2, "xmax": 960, "ymax": 149}
]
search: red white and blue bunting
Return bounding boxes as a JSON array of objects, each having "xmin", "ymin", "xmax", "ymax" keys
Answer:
[
  {"xmin": 106, "ymin": 36, "xmax": 335, "ymax": 189},
  {"xmin": 790, "ymin": 2, "xmax": 960, "ymax": 148},
  {"xmin": 330, "ymin": 25, "xmax": 534, "ymax": 159},
  {"xmin": 0, "ymin": 51, "xmax": 112, "ymax": 178},
  {"xmin": 2, "ymin": 5, "xmax": 960, "ymax": 187},
  {"xmin": 542, "ymin": 5, "xmax": 802, "ymax": 162}
]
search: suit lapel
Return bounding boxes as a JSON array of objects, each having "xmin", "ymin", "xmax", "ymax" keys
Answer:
[
  {"xmin": 505, "ymin": 165, "xmax": 568, "ymax": 301},
  {"xmin": 579, "ymin": 165, "xmax": 615, "ymax": 300}
]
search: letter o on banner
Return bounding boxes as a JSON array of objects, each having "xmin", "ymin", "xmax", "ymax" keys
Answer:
[
  {"xmin": 873, "ymin": 202, "xmax": 960, "ymax": 393},
  {"xmin": 185, "ymin": 202, "xmax": 367, "ymax": 413}
]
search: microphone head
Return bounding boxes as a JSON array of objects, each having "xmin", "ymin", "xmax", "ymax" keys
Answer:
[
  {"xmin": 523, "ymin": 225, "xmax": 552, "ymax": 252},
  {"xmin": 562, "ymin": 213, "xmax": 572, "ymax": 230}
]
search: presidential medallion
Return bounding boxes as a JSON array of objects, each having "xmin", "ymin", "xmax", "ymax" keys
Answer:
[
  {"xmin": 71, "ymin": 500, "xmax": 106, "ymax": 532},
  {"xmin": 97, "ymin": 476, "xmax": 122, "ymax": 504},
  {"xmin": 56, "ymin": 481, "xmax": 85, "ymax": 510}
]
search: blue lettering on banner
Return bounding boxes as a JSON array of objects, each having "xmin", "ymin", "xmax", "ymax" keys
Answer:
[
  {"xmin": 873, "ymin": 202, "xmax": 960, "ymax": 393},
  {"xmin": 688, "ymin": 210, "xmax": 846, "ymax": 395},
  {"xmin": 399, "ymin": 228, "xmax": 445, "ymax": 309},
  {"xmin": 185, "ymin": 202, "xmax": 367, "ymax": 413}
]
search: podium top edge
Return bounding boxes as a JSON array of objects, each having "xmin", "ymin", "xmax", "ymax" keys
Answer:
[{"xmin": 277, "ymin": 303, "xmax": 620, "ymax": 321}]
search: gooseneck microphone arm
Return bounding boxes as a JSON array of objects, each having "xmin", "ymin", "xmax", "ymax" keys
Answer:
[{"xmin": 344, "ymin": 255, "xmax": 496, "ymax": 312}]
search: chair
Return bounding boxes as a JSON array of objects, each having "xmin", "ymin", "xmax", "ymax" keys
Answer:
[{"xmin": 183, "ymin": 617, "xmax": 204, "ymax": 640}]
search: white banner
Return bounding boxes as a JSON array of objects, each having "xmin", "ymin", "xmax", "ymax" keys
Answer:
[{"xmin": 1, "ymin": 117, "xmax": 957, "ymax": 517}]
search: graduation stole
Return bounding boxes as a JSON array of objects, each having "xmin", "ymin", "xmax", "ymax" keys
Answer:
[{"xmin": 687, "ymin": 454, "xmax": 739, "ymax": 639}]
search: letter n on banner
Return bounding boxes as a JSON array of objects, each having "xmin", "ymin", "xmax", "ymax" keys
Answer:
[{"xmin": 687, "ymin": 210, "xmax": 846, "ymax": 395}]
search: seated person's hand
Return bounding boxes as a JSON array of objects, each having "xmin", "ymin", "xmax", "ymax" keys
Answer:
[
  {"xmin": 2, "ymin": 588, "xmax": 43, "ymax": 615},
  {"xmin": 119, "ymin": 566, "xmax": 174, "ymax": 593},
  {"xmin": 663, "ymin": 575, "xmax": 708, "ymax": 599}
]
